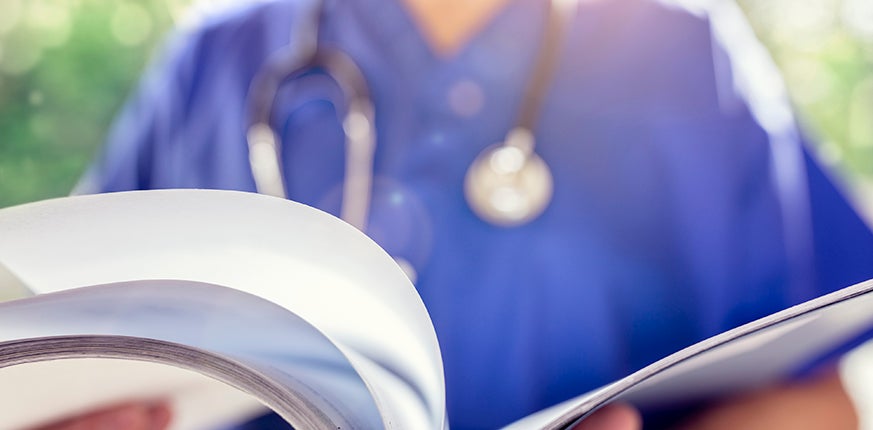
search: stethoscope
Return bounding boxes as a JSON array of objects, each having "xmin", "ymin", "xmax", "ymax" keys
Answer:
[{"xmin": 246, "ymin": 0, "xmax": 574, "ymax": 278}]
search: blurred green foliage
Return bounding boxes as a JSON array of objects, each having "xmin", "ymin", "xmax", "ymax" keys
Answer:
[
  {"xmin": 0, "ymin": 0, "xmax": 871, "ymax": 211},
  {"xmin": 738, "ymin": 0, "xmax": 873, "ymax": 187},
  {"xmin": 0, "ymin": 0, "xmax": 174, "ymax": 207}
]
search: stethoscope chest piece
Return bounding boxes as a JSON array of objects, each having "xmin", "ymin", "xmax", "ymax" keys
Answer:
[
  {"xmin": 464, "ymin": 127, "xmax": 553, "ymax": 227},
  {"xmin": 248, "ymin": 0, "xmax": 569, "ymax": 231}
]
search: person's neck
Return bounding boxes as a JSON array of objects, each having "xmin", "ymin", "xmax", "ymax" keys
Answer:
[{"xmin": 400, "ymin": 0, "xmax": 513, "ymax": 56}]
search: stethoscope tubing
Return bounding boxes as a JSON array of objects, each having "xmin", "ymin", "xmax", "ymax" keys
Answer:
[
  {"xmin": 245, "ymin": 0, "xmax": 574, "ymax": 230},
  {"xmin": 247, "ymin": 39, "xmax": 376, "ymax": 232}
]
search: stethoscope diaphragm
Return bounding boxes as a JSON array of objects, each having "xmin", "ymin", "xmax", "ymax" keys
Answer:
[{"xmin": 464, "ymin": 128, "xmax": 553, "ymax": 226}]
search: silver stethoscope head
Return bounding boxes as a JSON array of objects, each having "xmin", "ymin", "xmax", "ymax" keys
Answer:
[
  {"xmin": 246, "ymin": 0, "xmax": 574, "ymax": 281},
  {"xmin": 464, "ymin": 127, "xmax": 553, "ymax": 226},
  {"xmin": 463, "ymin": 0, "xmax": 568, "ymax": 227}
]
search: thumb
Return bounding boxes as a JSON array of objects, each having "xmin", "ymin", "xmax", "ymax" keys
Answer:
[
  {"xmin": 572, "ymin": 403, "xmax": 642, "ymax": 430},
  {"xmin": 37, "ymin": 402, "xmax": 172, "ymax": 430}
]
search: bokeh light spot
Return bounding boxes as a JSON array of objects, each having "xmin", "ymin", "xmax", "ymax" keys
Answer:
[
  {"xmin": 0, "ymin": 32, "xmax": 43, "ymax": 76},
  {"xmin": 0, "ymin": 0, "xmax": 23, "ymax": 35},
  {"xmin": 25, "ymin": 1, "xmax": 72, "ymax": 48},
  {"xmin": 28, "ymin": 90, "xmax": 44, "ymax": 106},
  {"xmin": 843, "ymin": 0, "xmax": 873, "ymax": 42},
  {"xmin": 111, "ymin": 3, "xmax": 153, "ymax": 47},
  {"xmin": 848, "ymin": 78, "xmax": 873, "ymax": 148},
  {"xmin": 782, "ymin": 56, "xmax": 835, "ymax": 104},
  {"xmin": 448, "ymin": 79, "xmax": 485, "ymax": 118}
]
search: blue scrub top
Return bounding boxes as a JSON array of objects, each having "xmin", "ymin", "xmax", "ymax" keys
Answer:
[{"xmin": 83, "ymin": 0, "xmax": 873, "ymax": 428}]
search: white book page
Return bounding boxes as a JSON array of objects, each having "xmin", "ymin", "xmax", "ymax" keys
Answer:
[
  {"xmin": 0, "ymin": 260, "xmax": 30, "ymax": 302},
  {"xmin": 0, "ymin": 358, "xmax": 267, "ymax": 430},
  {"xmin": 0, "ymin": 280, "xmax": 382, "ymax": 429},
  {"xmin": 0, "ymin": 190, "xmax": 446, "ymax": 429},
  {"xmin": 504, "ymin": 278, "xmax": 873, "ymax": 430}
]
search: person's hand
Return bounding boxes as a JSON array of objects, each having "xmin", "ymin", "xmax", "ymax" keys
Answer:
[
  {"xmin": 677, "ymin": 370, "xmax": 856, "ymax": 430},
  {"xmin": 573, "ymin": 403, "xmax": 642, "ymax": 430},
  {"xmin": 34, "ymin": 402, "xmax": 172, "ymax": 430}
]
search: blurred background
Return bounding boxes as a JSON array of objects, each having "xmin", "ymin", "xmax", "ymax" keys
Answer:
[{"xmin": 0, "ymin": 0, "xmax": 871, "ymax": 216}]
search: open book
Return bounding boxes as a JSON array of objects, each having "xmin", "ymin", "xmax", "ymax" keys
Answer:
[{"xmin": 1, "ymin": 190, "xmax": 872, "ymax": 430}]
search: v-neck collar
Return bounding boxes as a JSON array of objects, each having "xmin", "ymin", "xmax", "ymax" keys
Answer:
[
  {"xmin": 342, "ymin": 0, "xmax": 548, "ymax": 77},
  {"xmin": 390, "ymin": 0, "xmax": 519, "ymax": 60}
]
